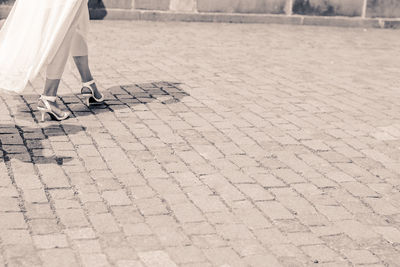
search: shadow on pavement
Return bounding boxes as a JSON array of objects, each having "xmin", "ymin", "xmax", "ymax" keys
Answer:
[
  {"xmin": 17, "ymin": 81, "xmax": 189, "ymax": 118},
  {"xmin": 0, "ymin": 124, "xmax": 85, "ymax": 165},
  {"xmin": 21, "ymin": 81, "xmax": 188, "ymax": 119},
  {"xmin": 7, "ymin": 81, "xmax": 188, "ymax": 164},
  {"xmin": 61, "ymin": 81, "xmax": 189, "ymax": 118}
]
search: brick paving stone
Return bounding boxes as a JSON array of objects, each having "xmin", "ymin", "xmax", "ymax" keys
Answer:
[
  {"xmin": 65, "ymin": 228, "xmax": 96, "ymax": 240},
  {"xmin": 58, "ymin": 209, "xmax": 90, "ymax": 228},
  {"xmin": 116, "ymin": 260, "xmax": 144, "ymax": 267},
  {"xmin": 30, "ymin": 219, "xmax": 60, "ymax": 235},
  {"xmin": 102, "ymin": 190, "xmax": 132, "ymax": 206},
  {"xmin": 80, "ymin": 253, "xmax": 110, "ymax": 267},
  {"xmin": 0, "ymin": 212, "xmax": 27, "ymax": 229},
  {"xmin": 166, "ymin": 246, "xmax": 207, "ymax": 264},
  {"xmin": 32, "ymin": 234, "xmax": 69, "ymax": 249},
  {"xmin": 301, "ymin": 244, "xmax": 343, "ymax": 263},
  {"xmin": 39, "ymin": 249, "xmax": 78, "ymax": 267},
  {"xmin": 89, "ymin": 213, "xmax": 120, "ymax": 233},
  {"xmin": 0, "ymin": 197, "xmax": 19, "ymax": 211},
  {"xmin": 138, "ymin": 250, "xmax": 178, "ymax": 267},
  {"xmin": 343, "ymin": 249, "xmax": 380, "ymax": 265},
  {"xmin": 0, "ymin": 230, "xmax": 32, "ymax": 245},
  {"xmin": 153, "ymin": 226, "xmax": 192, "ymax": 247},
  {"xmin": 244, "ymin": 253, "xmax": 283, "ymax": 267},
  {"xmin": 1, "ymin": 19, "xmax": 400, "ymax": 266},
  {"xmin": 105, "ymin": 246, "xmax": 139, "ymax": 263}
]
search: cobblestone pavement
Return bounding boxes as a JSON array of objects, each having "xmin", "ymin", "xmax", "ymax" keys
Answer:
[{"xmin": 1, "ymin": 20, "xmax": 400, "ymax": 267}]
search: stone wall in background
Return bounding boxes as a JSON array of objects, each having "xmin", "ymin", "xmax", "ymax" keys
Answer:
[
  {"xmin": 2, "ymin": 0, "xmax": 400, "ymax": 19},
  {"xmin": 292, "ymin": 0, "xmax": 364, "ymax": 17},
  {"xmin": 196, "ymin": 0, "xmax": 287, "ymax": 14},
  {"xmin": 88, "ymin": 0, "xmax": 400, "ymax": 18},
  {"xmin": 367, "ymin": 0, "xmax": 400, "ymax": 18}
]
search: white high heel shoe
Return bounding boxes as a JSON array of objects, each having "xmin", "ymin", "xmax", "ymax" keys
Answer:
[
  {"xmin": 37, "ymin": 95, "xmax": 70, "ymax": 122},
  {"xmin": 81, "ymin": 80, "xmax": 104, "ymax": 106}
]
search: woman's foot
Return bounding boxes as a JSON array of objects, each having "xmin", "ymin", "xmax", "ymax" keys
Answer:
[
  {"xmin": 37, "ymin": 96, "xmax": 70, "ymax": 121},
  {"xmin": 84, "ymin": 81, "xmax": 102, "ymax": 99},
  {"xmin": 81, "ymin": 80, "xmax": 104, "ymax": 105}
]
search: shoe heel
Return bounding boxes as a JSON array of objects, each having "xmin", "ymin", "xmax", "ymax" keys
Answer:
[{"xmin": 40, "ymin": 111, "xmax": 46, "ymax": 122}]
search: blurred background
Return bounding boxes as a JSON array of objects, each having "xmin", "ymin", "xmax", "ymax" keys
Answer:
[{"xmin": 0, "ymin": 0, "xmax": 400, "ymax": 20}]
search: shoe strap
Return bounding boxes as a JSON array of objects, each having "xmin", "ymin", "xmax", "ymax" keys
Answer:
[
  {"xmin": 40, "ymin": 95, "xmax": 57, "ymax": 110},
  {"xmin": 82, "ymin": 80, "xmax": 95, "ymax": 89}
]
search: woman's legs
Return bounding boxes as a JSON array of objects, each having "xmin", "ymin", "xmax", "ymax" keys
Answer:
[{"xmin": 40, "ymin": 1, "xmax": 102, "ymax": 118}]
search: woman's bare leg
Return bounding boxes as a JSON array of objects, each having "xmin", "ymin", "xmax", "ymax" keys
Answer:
[
  {"xmin": 43, "ymin": 79, "xmax": 60, "ymax": 97},
  {"xmin": 73, "ymin": 55, "xmax": 102, "ymax": 99}
]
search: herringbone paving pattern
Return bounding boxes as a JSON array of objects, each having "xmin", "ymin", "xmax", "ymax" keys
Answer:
[{"xmin": 1, "ymin": 21, "xmax": 400, "ymax": 266}]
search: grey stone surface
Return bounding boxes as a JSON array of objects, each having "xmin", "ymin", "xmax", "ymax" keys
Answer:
[{"xmin": 1, "ymin": 19, "xmax": 400, "ymax": 267}]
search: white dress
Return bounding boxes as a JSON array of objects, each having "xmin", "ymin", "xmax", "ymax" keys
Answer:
[{"xmin": 0, "ymin": 0, "xmax": 84, "ymax": 92}]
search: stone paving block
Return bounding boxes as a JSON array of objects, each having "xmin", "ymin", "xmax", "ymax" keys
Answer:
[
  {"xmin": 58, "ymin": 209, "xmax": 90, "ymax": 228},
  {"xmin": 315, "ymin": 205, "xmax": 353, "ymax": 221},
  {"xmin": 135, "ymin": 197, "xmax": 169, "ymax": 216},
  {"xmin": 181, "ymin": 221, "xmax": 215, "ymax": 236},
  {"xmin": 343, "ymin": 249, "xmax": 380, "ymax": 265},
  {"xmin": 287, "ymin": 232, "xmax": 324, "ymax": 246},
  {"xmin": 363, "ymin": 198, "xmax": 399, "ymax": 216},
  {"xmin": 25, "ymin": 203, "xmax": 54, "ymax": 219},
  {"xmin": 102, "ymin": 189, "xmax": 132, "ymax": 206},
  {"xmin": 335, "ymin": 220, "xmax": 380, "ymax": 241},
  {"xmin": 202, "ymin": 247, "xmax": 245, "ymax": 267},
  {"xmin": 373, "ymin": 226, "xmax": 400, "ymax": 244},
  {"xmin": 112, "ymin": 206, "xmax": 144, "ymax": 224},
  {"xmin": 254, "ymin": 227, "xmax": 289, "ymax": 246},
  {"xmin": 80, "ymin": 253, "xmax": 110, "ymax": 267},
  {"xmin": 301, "ymin": 244, "xmax": 343, "ymax": 263},
  {"xmin": 234, "ymin": 206, "xmax": 273, "ymax": 230},
  {"xmin": 105, "ymin": 246, "xmax": 139, "ymax": 262},
  {"xmin": 65, "ymin": 227, "xmax": 96, "ymax": 240},
  {"xmin": 153, "ymin": 227, "xmax": 192, "ymax": 247},
  {"xmin": 39, "ymin": 248, "xmax": 78, "ymax": 267},
  {"xmin": 341, "ymin": 181, "xmax": 379, "ymax": 198},
  {"xmin": 257, "ymin": 201, "xmax": 294, "ymax": 220},
  {"xmin": 216, "ymin": 223, "xmax": 254, "ymax": 240},
  {"xmin": 236, "ymin": 183, "xmax": 274, "ymax": 201},
  {"xmin": 73, "ymin": 239, "xmax": 103, "ymax": 254},
  {"xmin": 128, "ymin": 235, "xmax": 163, "ymax": 252},
  {"xmin": 278, "ymin": 196, "xmax": 318, "ymax": 216},
  {"xmin": 89, "ymin": 213, "xmax": 120, "ymax": 233},
  {"xmin": 0, "ymin": 229, "xmax": 32, "ymax": 245},
  {"xmin": 0, "ymin": 197, "xmax": 20, "ymax": 212},
  {"xmin": 244, "ymin": 253, "xmax": 283, "ymax": 267},
  {"xmin": 30, "ymin": 219, "xmax": 60, "ymax": 235},
  {"xmin": 23, "ymin": 188, "xmax": 48, "ymax": 203},
  {"xmin": 138, "ymin": 250, "xmax": 178, "ymax": 267},
  {"xmin": 32, "ymin": 234, "xmax": 69, "ymax": 249},
  {"xmin": 171, "ymin": 202, "xmax": 205, "ymax": 223},
  {"xmin": 116, "ymin": 260, "xmax": 144, "ymax": 267},
  {"xmin": 273, "ymin": 168, "xmax": 307, "ymax": 184},
  {"xmin": 0, "ymin": 212, "xmax": 27, "ymax": 229},
  {"xmin": 99, "ymin": 231, "xmax": 130, "ymax": 248},
  {"xmin": 122, "ymin": 223, "xmax": 153, "ymax": 236},
  {"xmin": 166, "ymin": 246, "xmax": 207, "ymax": 264}
]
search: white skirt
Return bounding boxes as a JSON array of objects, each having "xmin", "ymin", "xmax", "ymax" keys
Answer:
[{"xmin": 0, "ymin": 0, "xmax": 85, "ymax": 92}]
